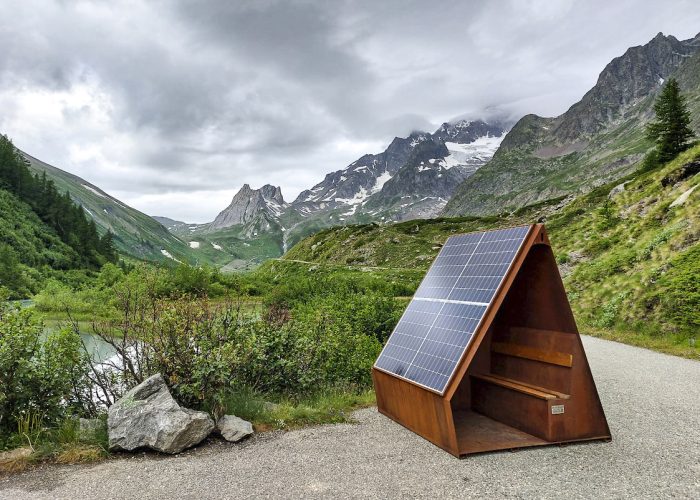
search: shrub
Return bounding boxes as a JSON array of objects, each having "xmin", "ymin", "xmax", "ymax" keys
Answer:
[
  {"xmin": 87, "ymin": 290, "xmax": 385, "ymax": 416},
  {"xmin": 595, "ymin": 292, "xmax": 630, "ymax": 328},
  {"xmin": 0, "ymin": 300, "xmax": 91, "ymax": 441}
]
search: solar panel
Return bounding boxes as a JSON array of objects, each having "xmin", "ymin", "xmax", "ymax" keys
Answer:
[{"xmin": 374, "ymin": 225, "xmax": 531, "ymax": 394}]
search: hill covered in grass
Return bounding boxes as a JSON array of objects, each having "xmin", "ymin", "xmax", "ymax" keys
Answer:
[
  {"xmin": 283, "ymin": 145, "xmax": 700, "ymax": 357},
  {"xmin": 1, "ymin": 136, "xmax": 119, "ymax": 297},
  {"xmin": 22, "ymin": 152, "xmax": 197, "ymax": 265},
  {"xmin": 0, "ymin": 189, "xmax": 85, "ymax": 297}
]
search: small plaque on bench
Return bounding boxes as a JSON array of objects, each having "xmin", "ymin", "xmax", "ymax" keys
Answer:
[{"xmin": 551, "ymin": 405, "xmax": 565, "ymax": 415}]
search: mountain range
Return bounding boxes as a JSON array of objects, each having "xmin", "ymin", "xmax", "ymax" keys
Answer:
[
  {"xmin": 160, "ymin": 119, "xmax": 507, "ymax": 262},
  {"xmin": 444, "ymin": 31, "xmax": 700, "ymax": 216},
  {"xmin": 10, "ymin": 30, "xmax": 699, "ymax": 270}
]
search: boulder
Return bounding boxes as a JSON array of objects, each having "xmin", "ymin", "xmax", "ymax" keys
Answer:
[
  {"xmin": 216, "ymin": 415, "xmax": 254, "ymax": 442},
  {"xmin": 108, "ymin": 374, "xmax": 214, "ymax": 454}
]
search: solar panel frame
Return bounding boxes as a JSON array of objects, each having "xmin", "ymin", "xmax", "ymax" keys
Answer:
[{"xmin": 373, "ymin": 225, "xmax": 533, "ymax": 395}]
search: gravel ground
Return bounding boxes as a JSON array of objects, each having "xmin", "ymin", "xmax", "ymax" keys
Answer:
[{"xmin": 2, "ymin": 336, "xmax": 699, "ymax": 499}]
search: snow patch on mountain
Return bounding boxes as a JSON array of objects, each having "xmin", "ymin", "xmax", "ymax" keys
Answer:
[
  {"xmin": 82, "ymin": 184, "xmax": 106, "ymax": 198},
  {"xmin": 160, "ymin": 249, "xmax": 181, "ymax": 262},
  {"xmin": 335, "ymin": 186, "xmax": 369, "ymax": 205},
  {"xmin": 373, "ymin": 170, "xmax": 393, "ymax": 192},
  {"xmin": 443, "ymin": 133, "xmax": 506, "ymax": 169}
]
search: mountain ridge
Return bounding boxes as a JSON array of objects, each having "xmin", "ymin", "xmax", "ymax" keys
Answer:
[
  {"xmin": 22, "ymin": 152, "xmax": 197, "ymax": 264},
  {"xmin": 443, "ymin": 31, "xmax": 700, "ymax": 217}
]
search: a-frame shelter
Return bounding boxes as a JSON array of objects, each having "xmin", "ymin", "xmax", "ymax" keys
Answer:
[{"xmin": 372, "ymin": 224, "xmax": 611, "ymax": 456}]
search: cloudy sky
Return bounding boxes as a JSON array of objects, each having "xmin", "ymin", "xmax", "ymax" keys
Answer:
[{"xmin": 1, "ymin": 0, "xmax": 699, "ymax": 222}]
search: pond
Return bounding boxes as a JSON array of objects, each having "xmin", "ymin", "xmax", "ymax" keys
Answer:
[{"xmin": 79, "ymin": 331, "xmax": 118, "ymax": 364}]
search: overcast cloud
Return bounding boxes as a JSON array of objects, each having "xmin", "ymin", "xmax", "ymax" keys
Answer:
[{"xmin": 1, "ymin": 0, "xmax": 698, "ymax": 222}]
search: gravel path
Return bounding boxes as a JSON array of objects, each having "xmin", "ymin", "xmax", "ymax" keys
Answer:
[{"xmin": 2, "ymin": 336, "xmax": 699, "ymax": 499}]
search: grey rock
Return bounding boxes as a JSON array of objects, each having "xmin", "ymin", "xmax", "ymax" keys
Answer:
[
  {"xmin": 208, "ymin": 184, "xmax": 287, "ymax": 233},
  {"xmin": 216, "ymin": 415, "xmax": 254, "ymax": 442},
  {"xmin": 107, "ymin": 374, "xmax": 215, "ymax": 454},
  {"xmin": 608, "ymin": 181, "xmax": 629, "ymax": 198}
]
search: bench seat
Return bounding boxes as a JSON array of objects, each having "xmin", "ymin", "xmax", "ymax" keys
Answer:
[{"xmin": 471, "ymin": 373, "xmax": 570, "ymax": 400}]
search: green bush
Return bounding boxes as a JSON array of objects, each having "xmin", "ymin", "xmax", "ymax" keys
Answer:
[
  {"xmin": 88, "ymin": 286, "xmax": 386, "ymax": 416},
  {"xmin": 0, "ymin": 298, "xmax": 91, "ymax": 442},
  {"xmin": 595, "ymin": 292, "xmax": 630, "ymax": 328}
]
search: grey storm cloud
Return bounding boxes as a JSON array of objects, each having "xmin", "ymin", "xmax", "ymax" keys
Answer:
[{"xmin": 0, "ymin": 0, "xmax": 699, "ymax": 221}]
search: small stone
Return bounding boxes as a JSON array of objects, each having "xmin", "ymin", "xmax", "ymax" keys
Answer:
[
  {"xmin": 262, "ymin": 401, "xmax": 280, "ymax": 412},
  {"xmin": 216, "ymin": 415, "xmax": 254, "ymax": 442}
]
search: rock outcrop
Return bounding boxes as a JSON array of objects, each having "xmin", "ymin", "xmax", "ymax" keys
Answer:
[
  {"xmin": 208, "ymin": 184, "xmax": 287, "ymax": 232},
  {"xmin": 107, "ymin": 374, "xmax": 214, "ymax": 454},
  {"xmin": 216, "ymin": 415, "xmax": 254, "ymax": 442}
]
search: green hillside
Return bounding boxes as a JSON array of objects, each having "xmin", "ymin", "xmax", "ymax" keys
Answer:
[
  {"xmin": 0, "ymin": 189, "xmax": 82, "ymax": 297},
  {"xmin": 0, "ymin": 136, "xmax": 118, "ymax": 297},
  {"xmin": 23, "ymin": 153, "xmax": 197, "ymax": 264},
  {"xmin": 284, "ymin": 145, "xmax": 700, "ymax": 357}
]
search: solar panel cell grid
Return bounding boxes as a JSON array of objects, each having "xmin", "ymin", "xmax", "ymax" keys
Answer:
[{"xmin": 374, "ymin": 225, "xmax": 530, "ymax": 393}]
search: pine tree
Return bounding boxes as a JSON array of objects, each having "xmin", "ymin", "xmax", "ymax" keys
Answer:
[{"xmin": 646, "ymin": 78, "xmax": 695, "ymax": 163}]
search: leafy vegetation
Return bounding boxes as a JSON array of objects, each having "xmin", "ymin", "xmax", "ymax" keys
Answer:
[
  {"xmin": 0, "ymin": 293, "xmax": 93, "ymax": 447},
  {"xmin": 0, "ymin": 136, "xmax": 117, "ymax": 268},
  {"xmin": 0, "ymin": 136, "xmax": 121, "ymax": 298}
]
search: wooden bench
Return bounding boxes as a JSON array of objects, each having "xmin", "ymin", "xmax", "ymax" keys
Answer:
[
  {"xmin": 470, "ymin": 333, "xmax": 574, "ymax": 440},
  {"xmin": 471, "ymin": 373, "xmax": 570, "ymax": 400}
]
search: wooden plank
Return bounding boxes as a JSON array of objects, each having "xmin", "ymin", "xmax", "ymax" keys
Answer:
[
  {"xmin": 454, "ymin": 410, "xmax": 547, "ymax": 455},
  {"xmin": 485, "ymin": 373, "xmax": 570, "ymax": 400},
  {"xmin": 492, "ymin": 341, "xmax": 573, "ymax": 368},
  {"xmin": 471, "ymin": 373, "xmax": 557, "ymax": 400},
  {"xmin": 471, "ymin": 378, "xmax": 552, "ymax": 439},
  {"xmin": 510, "ymin": 326, "xmax": 574, "ymax": 338}
]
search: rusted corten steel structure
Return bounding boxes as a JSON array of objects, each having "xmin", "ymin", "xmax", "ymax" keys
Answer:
[{"xmin": 372, "ymin": 224, "xmax": 610, "ymax": 456}]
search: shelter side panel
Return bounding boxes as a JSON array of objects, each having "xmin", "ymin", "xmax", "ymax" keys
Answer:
[{"xmin": 373, "ymin": 368, "xmax": 458, "ymax": 455}]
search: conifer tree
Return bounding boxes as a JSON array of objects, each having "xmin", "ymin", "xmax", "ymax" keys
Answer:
[{"xmin": 646, "ymin": 78, "xmax": 695, "ymax": 163}]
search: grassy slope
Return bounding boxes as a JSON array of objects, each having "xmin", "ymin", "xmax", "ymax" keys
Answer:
[
  {"xmin": 23, "ymin": 153, "xmax": 197, "ymax": 265},
  {"xmin": 284, "ymin": 146, "xmax": 700, "ymax": 358}
]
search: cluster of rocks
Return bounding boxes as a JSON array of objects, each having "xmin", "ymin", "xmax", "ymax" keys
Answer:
[{"xmin": 106, "ymin": 374, "xmax": 253, "ymax": 454}]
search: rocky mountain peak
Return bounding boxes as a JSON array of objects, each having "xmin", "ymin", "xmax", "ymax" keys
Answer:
[
  {"xmin": 433, "ymin": 119, "xmax": 506, "ymax": 144},
  {"xmin": 552, "ymin": 32, "xmax": 700, "ymax": 142},
  {"xmin": 259, "ymin": 184, "xmax": 285, "ymax": 204},
  {"xmin": 208, "ymin": 183, "xmax": 286, "ymax": 232}
]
